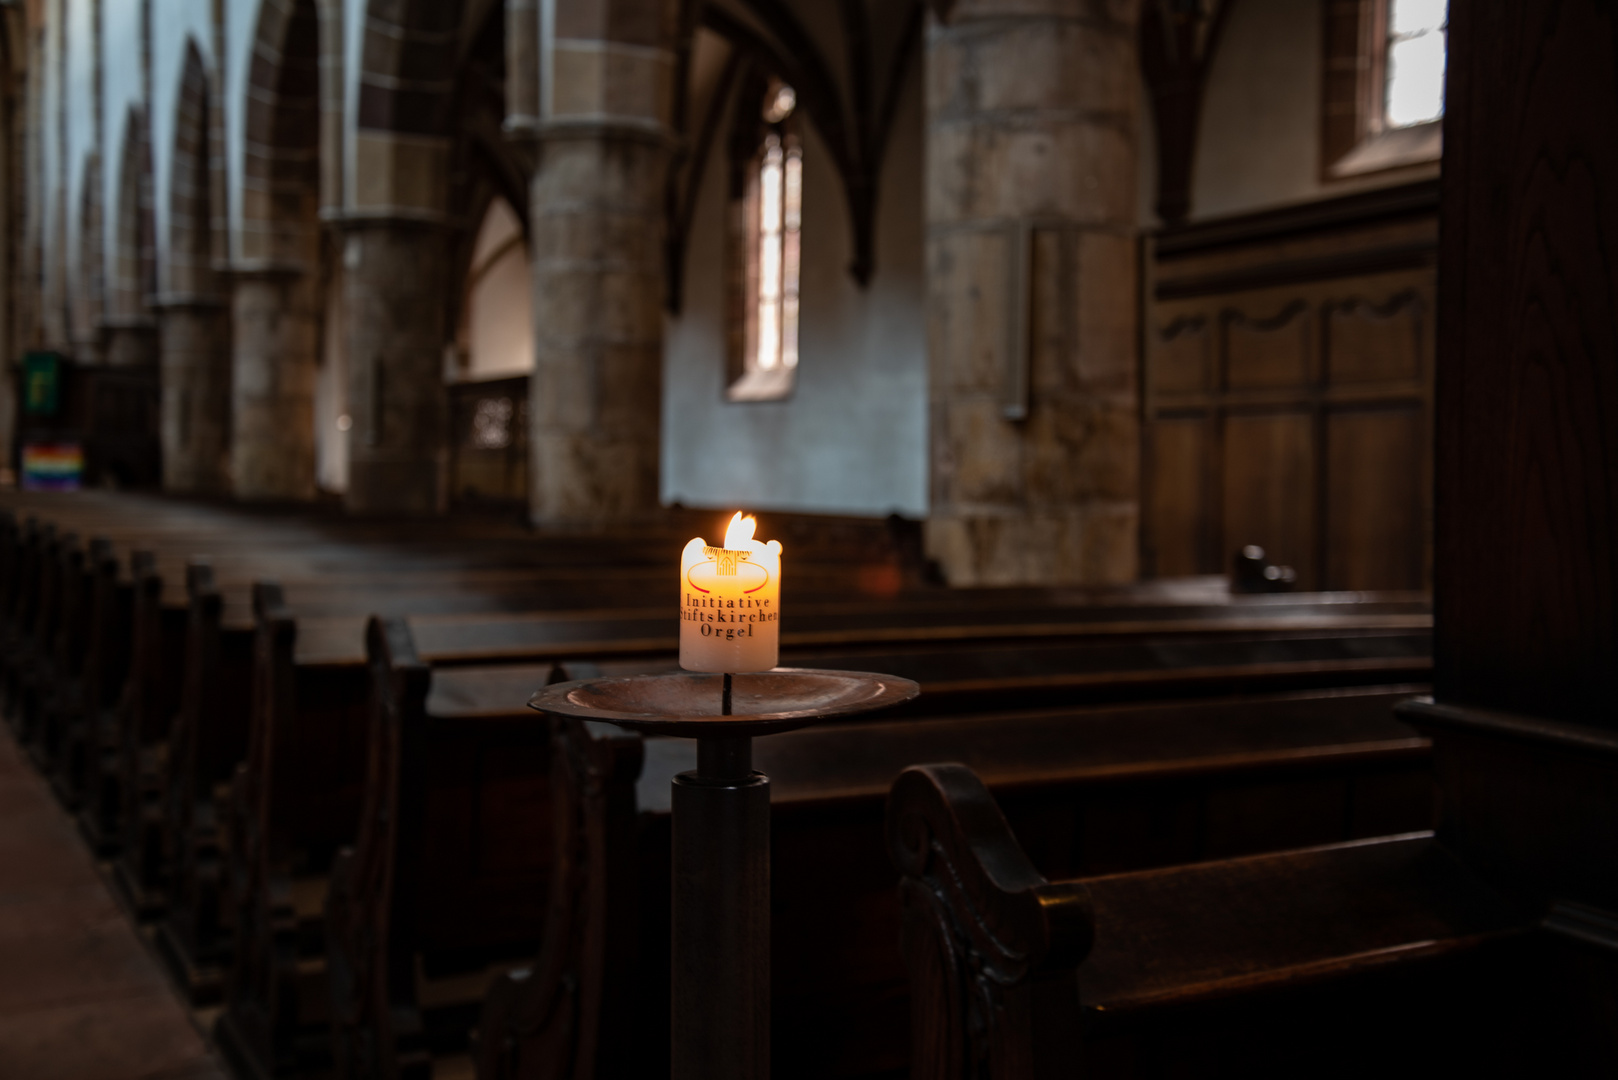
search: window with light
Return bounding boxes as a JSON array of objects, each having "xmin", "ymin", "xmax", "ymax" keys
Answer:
[
  {"xmin": 1384, "ymin": 0, "xmax": 1447, "ymax": 128},
  {"xmin": 1321, "ymin": 0, "xmax": 1448, "ymax": 179},
  {"xmin": 729, "ymin": 81, "xmax": 802, "ymax": 403}
]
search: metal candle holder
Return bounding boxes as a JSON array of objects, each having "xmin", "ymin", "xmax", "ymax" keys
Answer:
[{"xmin": 529, "ymin": 667, "xmax": 920, "ymax": 1080}]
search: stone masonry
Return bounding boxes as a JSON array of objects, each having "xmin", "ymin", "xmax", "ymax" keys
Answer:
[
  {"xmin": 341, "ymin": 222, "xmax": 450, "ymax": 515},
  {"xmin": 230, "ymin": 270, "xmax": 319, "ymax": 500},
  {"xmin": 924, "ymin": 0, "xmax": 1142, "ymax": 585},
  {"xmin": 156, "ymin": 301, "xmax": 232, "ymax": 494},
  {"xmin": 525, "ymin": 0, "xmax": 679, "ymax": 528},
  {"xmin": 528, "ymin": 134, "xmax": 670, "ymax": 526}
]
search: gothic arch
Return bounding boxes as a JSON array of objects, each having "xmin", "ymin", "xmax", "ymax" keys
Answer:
[
  {"xmin": 240, "ymin": 0, "xmax": 321, "ymax": 268},
  {"xmin": 357, "ymin": 0, "xmax": 463, "ymax": 138},
  {"xmin": 350, "ymin": 0, "xmax": 467, "ymax": 221},
  {"xmin": 168, "ymin": 40, "xmax": 215, "ymax": 299},
  {"xmin": 668, "ymin": 0, "xmax": 924, "ymax": 297},
  {"xmin": 110, "ymin": 106, "xmax": 155, "ymax": 323},
  {"xmin": 72, "ymin": 153, "xmax": 103, "ymax": 355}
]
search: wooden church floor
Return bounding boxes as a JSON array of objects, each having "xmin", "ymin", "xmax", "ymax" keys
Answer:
[{"xmin": 0, "ymin": 725, "xmax": 227, "ymax": 1080}]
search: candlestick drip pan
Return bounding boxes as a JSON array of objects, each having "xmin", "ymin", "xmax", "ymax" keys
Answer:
[{"xmin": 528, "ymin": 668, "xmax": 919, "ymax": 737}]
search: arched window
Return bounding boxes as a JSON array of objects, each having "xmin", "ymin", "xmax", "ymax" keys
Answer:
[
  {"xmin": 456, "ymin": 197, "xmax": 533, "ymax": 381},
  {"xmin": 1383, "ymin": 0, "xmax": 1447, "ymax": 128},
  {"xmin": 728, "ymin": 80, "xmax": 802, "ymax": 402},
  {"xmin": 1321, "ymin": 0, "xmax": 1447, "ymax": 178}
]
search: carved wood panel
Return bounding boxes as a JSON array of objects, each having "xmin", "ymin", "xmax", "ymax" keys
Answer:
[
  {"xmin": 1144, "ymin": 195, "xmax": 1436, "ymax": 591},
  {"xmin": 1223, "ymin": 301, "xmax": 1312, "ymax": 389},
  {"xmin": 1222, "ymin": 410, "xmax": 1318, "ymax": 584},
  {"xmin": 1326, "ymin": 405, "xmax": 1425, "ymax": 590},
  {"xmin": 1326, "ymin": 291, "xmax": 1425, "ymax": 385},
  {"xmin": 1146, "ymin": 416, "xmax": 1212, "ymax": 577}
]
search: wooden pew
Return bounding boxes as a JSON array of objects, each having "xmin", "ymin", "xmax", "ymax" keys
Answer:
[
  {"xmin": 36, "ymin": 535, "xmax": 106, "ymax": 804},
  {"xmin": 69, "ymin": 549, "xmax": 679, "ymax": 913},
  {"xmin": 111, "ymin": 550, "xmax": 192, "ymax": 916},
  {"xmin": 67, "ymin": 539, "xmax": 136, "ymax": 854},
  {"xmin": 324, "ymin": 619, "xmax": 563, "ymax": 1079},
  {"xmin": 156, "ymin": 567, "xmax": 670, "ymax": 1006},
  {"xmin": 19, "ymin": 502, "xmax": 928, "ymax": 856},
  {"xmin": 885, "ymin": 762, "xmax": 1535, "ymax": 1078},
  {"xmin": 220, "ymin": 593, "xmax": 1426, "ymax": 1080},
  {"xmin": 11, "ymin": 527, "xmax": 79, "ymax": 753},
  {"xmin": 2, "ymin": 521, "xmax": 63, "ymax": 738},
  {"xmin": 473, "ymin": 683, "xmax": 1437, "ymax": 1080}
]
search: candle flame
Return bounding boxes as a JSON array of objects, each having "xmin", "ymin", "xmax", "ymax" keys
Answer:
[{"xmin": 724, "ymin": 511, "xmax": 757, "ymax": 550}]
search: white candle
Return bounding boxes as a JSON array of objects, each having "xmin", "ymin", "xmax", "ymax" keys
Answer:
[{"xmin": 679, "ymin": 512, "xmax": 782, "ymax": 672}]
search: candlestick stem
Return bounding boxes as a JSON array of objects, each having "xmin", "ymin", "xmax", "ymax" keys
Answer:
[
  {"xmin": 673, "ymin": 745, "xmax": 769, "ymax": 1078},
  {"xmin": 722, "ymin": 672, "xmax": 734, "ymax": 715}
]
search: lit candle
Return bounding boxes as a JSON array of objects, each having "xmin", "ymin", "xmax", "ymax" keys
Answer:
[{"xmin": 680, "ymin": 512, "xmax": 783, "ymax": 672}]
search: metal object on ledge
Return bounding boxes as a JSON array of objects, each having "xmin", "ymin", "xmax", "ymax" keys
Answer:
[{"xmin": 529, "ymin": 667, "xmax": 920, "ymax": 1080}]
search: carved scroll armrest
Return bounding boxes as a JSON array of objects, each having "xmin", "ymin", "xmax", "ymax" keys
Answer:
[
  {"xmin": 475, "ymin": 714, "xmax": 645, "ymax": 1080},
  {"xmin": 887, "ymin": 763, "xmax": 1094, "ymax": 1080}
]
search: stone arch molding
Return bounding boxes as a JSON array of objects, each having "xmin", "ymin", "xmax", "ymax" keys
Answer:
[
  {"xmin": 72, "ymin": 153, "xmax": 104, "ymax": 354},
  {"xmin": 110, "ymin": 105, "xmax": 155, "ymax": 326},
  {"xmin": 166, "ymin": 39, "xmax": 217, "ymax": 302},
  {"xmin": 350, "ymin": 0, "xmax": 466, "ymax": 222},
  {"xmin": 240, "ymin": 0, "xmax": 324, "ymax": 270}
]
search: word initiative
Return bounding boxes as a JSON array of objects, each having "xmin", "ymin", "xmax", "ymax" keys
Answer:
[{"xmin": 679, "ymin": 512, "xmax": 783, "ymax": 672}]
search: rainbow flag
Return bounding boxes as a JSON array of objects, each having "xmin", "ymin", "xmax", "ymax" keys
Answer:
[{"xmin": 21, "ymin": 443, "xmax": 84, "ymax": 491}]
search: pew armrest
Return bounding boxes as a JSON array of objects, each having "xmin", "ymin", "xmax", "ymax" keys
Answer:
[
  {"xmin": 475, "ymin": 714, "xmax": 646, "ymax": 1080},
  {"xmin": 1076, "ymin": 831, "xmax": 1532, "ymax": 1017},
  {"xmin": 887, "ymin": 764, "xmax": 1094, "ymax": 1080}
]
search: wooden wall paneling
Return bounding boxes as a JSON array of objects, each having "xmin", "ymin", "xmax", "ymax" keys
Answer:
[
  {"xmin": 1325, "ymin": 288, "xmax": 1425, "ymax": 385},
  {"xmin": 1324, "ymin": 404, "xmax": 1423, "ymax": 590},
  {"xmin": 1221, "ymin": 299, "xmax": 1312, "ymax": 390},
  {"xmin": 1145, "ymin": 414, "xmax": 1214, "ymax": 577},
  {"xmin": 1152, "ymin": 313, "xmax": 1212, "ymax": 396},
  {"xmin": 1434, "ymin": 0, "xmax": 1618, "ymax": 724},
  {"xmin": 1221, "ymin": 410, "xmax": 1318, "ymax": 587},
  {"xmin": 1143, "ymin": 194, "xmax": 1437, "ymax": 589}
]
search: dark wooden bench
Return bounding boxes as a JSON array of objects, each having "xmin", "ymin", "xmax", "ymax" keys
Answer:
[
  {"xmin": 12, "ymin": 527, "xmax": 80, "ymax": 752},
  {"xmin": 218, "ymin": 593, "xmax": 1426, "ymax": 1080},
  {"xmin": 3, "ymin": 521, "xmax": 71, "ymax": 741},
  {"xmin": 6, "ymin": 499, "xmax": 932, "ymax": 859},
  {"xmin": 885, "ymin": 761, "xmax": 1537, "ymax": 1078},
  {"xmin": 473, "ymin": 683, "xmax": 1436, "ymax": 1080},
  {"xmin": 155, "ymin": 567, "xmax": 676, "ymax": 1006}
]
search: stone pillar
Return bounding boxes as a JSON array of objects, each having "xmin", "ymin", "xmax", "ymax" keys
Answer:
[
  {"xmin": 340, "ymin": 221, "xmax": 450, "ymax": 515},
  {"xmin": 924, "ymin": 0, "xmax": 1142, "ymax": 586},
  {"xmin": 230, "ymin": 269, "xmax": 319, "ymax": 500},
  {"xmin": 103, "ymin": 321, "xmax": 158, "ymax": 368},
  {"xmin": 528, "ymin": 134, "xmax": 670, "ymax": 526},
  {"xmin": 156, "ymin": 300, "xmax": 231, "ymax": 494},
  {"xmin": 71, "ymin": 332, "xmax": 105, "ymax": 368}
]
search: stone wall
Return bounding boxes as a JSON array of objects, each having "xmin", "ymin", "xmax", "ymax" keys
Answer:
[
  {"xmin": 158, "ymin": 301, "xmax": 231, "ymax": 494},
  {"xmin": 341, "ymin": 221, "xmax": 450, "ymax": 514},
  {"xmin": 923, "ymin": 0, "xmax": 1142, "ymax": 586},
  {"xmin": 230, "ymin": 271, "xmax": 318, "ymax": 500},
  {"xmin": 528, "ymin": 135, "xmax": 669, "ymax": 525}
]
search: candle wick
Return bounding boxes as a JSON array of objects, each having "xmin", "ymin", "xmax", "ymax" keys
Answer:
[{"xmin": 722, "ymin": 672, "xmax": 733, "ymax": 716}]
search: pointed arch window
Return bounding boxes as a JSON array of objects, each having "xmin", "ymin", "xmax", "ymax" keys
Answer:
[
  {"xmin": 1322, "ymin": 0, "xmax": 1447, "ymax": 179},
  {"xmin": 1383, "ymin": 0, "xmax": 1447, "ymax": 128},
  {"xmin": 728, "ymin": 80, "xmax": 802, "ymax": 402}
]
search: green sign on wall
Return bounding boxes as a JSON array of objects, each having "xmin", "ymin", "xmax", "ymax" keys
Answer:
[{"xmin": 22, "ymin": 352, "xmax": 60, "ymax": 417}]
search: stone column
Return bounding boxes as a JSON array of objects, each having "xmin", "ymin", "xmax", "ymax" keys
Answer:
[
  {"xmin": 924, "ymin": 0, "xmax": 1142, "ymax": 586},
  {"xmin": 340, "ymin": 221, "xmax": 450, "ymax": 515},
  {"xmin": 528, "ymin": 134, "xmax": 670, "ymax": 526},
  {"xmin": 156, "ymin": 299, "xmax": 231, "ymax": 493},
  {"xmin": 103, "ymin": 321, "xmax": 158, "ymax": 368},
  {"xmin": 230, "ymin": 269, "xmax": 319, "ymax": 500}
]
